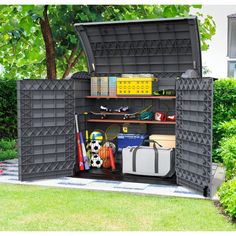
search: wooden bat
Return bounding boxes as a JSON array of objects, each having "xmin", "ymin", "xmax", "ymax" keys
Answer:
[
  {"xmin": 75, "ymin": 113, "xmax": 84, "ymax": 171},
  {"xmin": 80, "ymin": 132, "xmax": 90, "ymax": 170}
]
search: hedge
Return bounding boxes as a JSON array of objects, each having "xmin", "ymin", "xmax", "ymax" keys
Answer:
[
  {"xmin": 213, "ymin": 78, "xmax": 236, "ymax": 162},
  {"xmin": 218, "ymin": 178, "xmax": 236, "ymax": 219},
  {"xmin": 219, "ymin": 135, "xmax": 236, "ymax": 180},
  {"xmin": 0, "ymin": 80, "xmax": 17, "ymax": 139},
  {"xmin": 0, "ymin": 139, "xmax": 17, "ymax": 161}
]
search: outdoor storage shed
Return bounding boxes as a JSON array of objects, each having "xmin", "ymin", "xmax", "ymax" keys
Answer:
[{"xmin": 17, "ymin": 16, "xmax": 213, "ymax": 197}]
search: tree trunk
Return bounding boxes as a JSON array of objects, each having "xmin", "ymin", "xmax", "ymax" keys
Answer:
[
  {"xmin": 61, "ymin": 48, "xmax": 83, "ymax": 79},
  {"xmin": 39, "ymin": 5, "xmax": 57, "ymax": 79}
]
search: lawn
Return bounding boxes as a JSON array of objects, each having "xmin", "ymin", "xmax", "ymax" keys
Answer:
[{"xmin": 0, "ymin": 184, "xmax": 235, "ymax": 231}]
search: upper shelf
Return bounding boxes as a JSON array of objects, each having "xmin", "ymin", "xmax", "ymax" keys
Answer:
[
  {"xmin": 85, "ymin": 96, "xmax": 176, "ymax": 99},
  {"xmin": 87, "ymin": 119, "xmax": 176, "ymax": 124}
]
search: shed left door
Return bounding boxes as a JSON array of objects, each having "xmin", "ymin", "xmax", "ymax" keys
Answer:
[{"xmin": 17, "ymin": 80, "xmax": 76, "ymax": 181}]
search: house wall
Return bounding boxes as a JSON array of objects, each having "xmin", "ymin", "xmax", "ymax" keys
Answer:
[{"xmin": 192, "ymin": 5, "xmax": 236, "ymax": 78}]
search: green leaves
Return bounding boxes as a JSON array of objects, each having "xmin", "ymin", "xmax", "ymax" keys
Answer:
[
  {"xmin": 0, "ymin": 5, "xmax": 216, "ymax": 80},
  {"xmin": 0, "ymin": 80, "xmax": 17, "ymax": 139},
  {"xmin": 0, "ymin": 5, "xmax": 45, "ymax": 80},
  {"xmin": 213, "ymin": 78, "xmax": 236, "ymax": 162},
  {"xmin": 218, "ymin": 178, "xmax": 236, "ymax": 219}
]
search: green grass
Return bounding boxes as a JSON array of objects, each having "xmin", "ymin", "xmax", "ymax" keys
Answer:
[{"xmin": 0, "ymin": 184, "xmax": 235, "ymax": 231}]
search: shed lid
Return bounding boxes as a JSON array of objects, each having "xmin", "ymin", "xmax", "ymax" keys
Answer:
[{"xmin": 75, "ymin": 17, "xmax": 202, "ymax": 77}]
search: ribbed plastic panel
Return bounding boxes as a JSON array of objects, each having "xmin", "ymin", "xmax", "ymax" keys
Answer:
[
  {"xmin": 17, "ymin": 80, "xmax": 76, "ymax": 181},
  {"xmin": 75, "ymin": 17, "xmax": 202, "ymax": 77},
  {"xmin": 74, "ymin": 78, "xmax": 91, "ymax": 133},
  {"xmin": 176, "ymin": 78, "xmax": 213, "ymax": 197}
]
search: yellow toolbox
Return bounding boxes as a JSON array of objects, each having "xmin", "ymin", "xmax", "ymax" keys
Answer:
[{"xmin": 116, "ymin": 78, "xmax": 157, "ymax": 95}]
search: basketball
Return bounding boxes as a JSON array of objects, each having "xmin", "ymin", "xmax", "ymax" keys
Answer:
[
  {"xmin": 98, "ymin": 146, "xmax": 110, "ymax": 159},
  {"xmin": 102, "ymin": 158, "xmax": 111, "ymax": 169}
]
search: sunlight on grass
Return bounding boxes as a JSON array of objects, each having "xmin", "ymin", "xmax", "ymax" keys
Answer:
[{"xmin": 0, "ymin": 184, "xmax": 235, "ymax": 231}]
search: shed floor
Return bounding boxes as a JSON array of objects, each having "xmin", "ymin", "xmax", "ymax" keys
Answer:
[
  {"xmin": 75, "ymin": 163, "xmax": 177, "ymax": 185},
  {"xmin": 0, "ymin": 159, "xmax": 224, "ymax": 200}
]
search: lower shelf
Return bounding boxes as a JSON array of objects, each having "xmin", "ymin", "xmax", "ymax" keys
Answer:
[
  {"xmin": 74, "ymin": 163, "xmax": 177, "ymax": 185},
  {"xmin": 87, "ymin": 119, "xmax": 176, "ymax": 124}
]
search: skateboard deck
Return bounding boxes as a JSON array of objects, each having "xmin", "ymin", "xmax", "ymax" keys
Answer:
[{"xmin": 89, "ymin": 105, "xmax": 152, "ymax": 120}]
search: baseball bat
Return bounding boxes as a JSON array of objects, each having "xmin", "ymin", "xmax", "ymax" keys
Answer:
[
  {"xmin": 80, "ymin": 132, "xmax": 90, "ymax": 170},
  {"xmin": 75, "ymin": 113, "xmax": 84, "ymax": 171},
  {"xmin": 109, "ymin": 145, "xmax": 116, "ymax": 171}
]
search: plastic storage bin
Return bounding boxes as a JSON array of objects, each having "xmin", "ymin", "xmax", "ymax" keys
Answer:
[
  {"xmin": 117, "ymin": 133, "xmax": 148, "ymax": 152},
  {"xmin": 117, "ymin": 78, "xmax": 156, "ymax": 95}
]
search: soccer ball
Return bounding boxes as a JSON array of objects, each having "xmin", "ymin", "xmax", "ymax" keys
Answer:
[
  {"xmin": 90, "ymin": 140, "xmax": 102, "ymax": 154},
  {"xmin": 90, "ymin": 154, "xmax": 103, "ymax": 168}
]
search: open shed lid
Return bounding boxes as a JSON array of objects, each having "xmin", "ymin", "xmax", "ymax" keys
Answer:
[{"xmin": 75, "ymin": 17, "xmax": 202, "ymax": 77}]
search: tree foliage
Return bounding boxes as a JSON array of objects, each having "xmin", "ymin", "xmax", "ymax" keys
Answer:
[{"xmin": 0, "ymin": 5, "xmax": 216, "ymax": 80}]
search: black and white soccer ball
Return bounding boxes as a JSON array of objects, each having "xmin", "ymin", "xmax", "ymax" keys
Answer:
[
  {"xmin": 90, "ymin": 154, "xmax": 103, "ymax": 168},
  {"xmin": 90, "ymin": 140, "xmax": 102, "ymax": 154}
]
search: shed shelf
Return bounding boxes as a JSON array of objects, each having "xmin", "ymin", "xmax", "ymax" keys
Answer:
[
  {"xmin": 86, "ymin": 96, "xmax": 176, "ymax": 99},
  {"xmin": 87, "ymin": 119, "xmax": 176, "ymax": 124}
]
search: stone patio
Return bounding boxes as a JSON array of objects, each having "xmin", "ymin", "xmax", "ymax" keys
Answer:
[{"xmin": 0, "ymin": 159, "xmax": 225, "ymax": 200}]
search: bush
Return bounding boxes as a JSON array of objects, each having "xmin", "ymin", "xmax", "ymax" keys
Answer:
[
  {"xmin": 0, "ymin": 139, "xmax": 17, "ymax": 161},
  {"xmin": 0, "ymin": 80, "xmax": 17, "ymax": 139},
  {"xmin": 213, "ymin": 78, "xmax": 236, "ymax": 162},
  {"xmin": 219, "ymin": 135, "xmax": 236, "ymax": 180},
  {"xmin": 218, "ymin": 178, "xmax": 236, "ymax": 219},
  {"xmin": 218, "ymin": 119, "xmax": 236, "ymax": 137}
]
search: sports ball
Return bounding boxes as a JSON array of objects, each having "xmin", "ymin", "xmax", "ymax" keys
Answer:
[
  {"xmin": 90, "ymin": 140, "xmax": 102, "ymax": 154},
  {"xmin": 102, "ymin": 158, "xmax": 111, "ymax": 169},
  {"xmin": 90, "ymin": 131, "xmax": 104, "ymax": 141},
  {"xmin": 98, "ymin": 146, "xmax": 110, "ymax": 159},
  {"xmin": 104, "ymin": 141, "xmax": 116, "ymax": 154},
  {"xmin": 90, "ymin": 154, "xmax": 103, "ymax": 168}
]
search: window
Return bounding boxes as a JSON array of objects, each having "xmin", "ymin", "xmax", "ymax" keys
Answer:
[
  {"xmin": 228, "ymin": 60, "xmax": 236, "ymax": 77},
  {"xmin": 228, "ymin": 15, "xmax": 236, "ymax": 58}
]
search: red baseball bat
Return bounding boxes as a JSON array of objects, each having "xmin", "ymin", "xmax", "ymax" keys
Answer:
[
  {"xmin": 75, "ymin": 113, "xmax": 84, "ymax": 171},
  {"xmin": 109, "ymin": 145, "xmax": 116, "ymax": 171}
]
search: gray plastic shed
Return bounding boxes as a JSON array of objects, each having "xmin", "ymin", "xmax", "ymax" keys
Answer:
[{"xmin": 17, "ymin": 16, "xmax": 213, "ymax": 197}]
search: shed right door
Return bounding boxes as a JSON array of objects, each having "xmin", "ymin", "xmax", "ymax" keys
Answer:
[{"xmin": 175, "ymin": 78, "xmax": 213, "ymax": 197}]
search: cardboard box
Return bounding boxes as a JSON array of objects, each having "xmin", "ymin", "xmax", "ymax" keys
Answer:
[
  {"xmin": 91, "ymin": 77, "xmax": 108, "ymax": 96},
  {"xmin": 100, "ymin": 77, "xmax": 108, "ymax": 96},
  {"xmin": 149, "ymin": 134, "xmax": 176, "ymax": 148}
]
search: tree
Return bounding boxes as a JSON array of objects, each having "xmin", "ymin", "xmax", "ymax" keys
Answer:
[{"xmin": 0, "ymin": 5, "xmax": 216, "ymax": 80}]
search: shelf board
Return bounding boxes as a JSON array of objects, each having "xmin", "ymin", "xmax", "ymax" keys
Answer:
[
  {"xmin": 87, "ymin": 119, "xmax": 176, "ymax": 124},
  {"xmin": 86, "ymin": 95, "xmax": 176, "ymax": 99}
]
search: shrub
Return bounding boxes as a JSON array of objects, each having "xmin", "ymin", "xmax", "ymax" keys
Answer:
[
  {"xmin": 219, "ymin": 135, "xmax": 236, "ymax": 180},
  {"xmin": 218, "ymin": 178, "xmax": 236, "ymax": 219},
  {"xmin": 0, "ymin": 79, "xmax": 17, "ymax": 139},
  {"xmin": 213, "ymin": 78, "xmax": 236, "ymax": 162},
  {"xmin": 218, "ymin": 119, "xmax": 236, "ymax": 137},
  {"xmin": 0, "ymin": 139, "xmax": 17, "ymax": 161}
]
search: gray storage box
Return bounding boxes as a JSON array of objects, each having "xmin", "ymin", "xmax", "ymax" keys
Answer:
[
  {"xmin": 16, "ymin": 17, "xmax": 213, "ymax": 197},
  {"xmin": 122, "ymin": 141, "xmax": 175, "ymax": 177}
]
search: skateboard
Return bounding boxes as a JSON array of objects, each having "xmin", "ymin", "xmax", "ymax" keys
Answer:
[{"xmin": 89, "ymin": 105, "xmax": 152, "ymax": 120}]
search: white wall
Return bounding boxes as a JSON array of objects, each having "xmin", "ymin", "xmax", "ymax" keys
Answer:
[{"xmin": 195, "ymin": 5, "xmax": 236, "ymax": 78}]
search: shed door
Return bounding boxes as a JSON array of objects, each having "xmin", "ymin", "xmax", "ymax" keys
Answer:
[
  {"xmin": 176, "ymin": 78, "xmax": 213, "ymax": 197},
  {"xmin": 17, "ymin": 80, "xmax": 75, "ymax": 181}
]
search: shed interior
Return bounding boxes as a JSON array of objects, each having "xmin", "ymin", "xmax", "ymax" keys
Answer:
[{"xmin": 73, "ymin": 77, "xmax": 177, "ymax": 185}]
